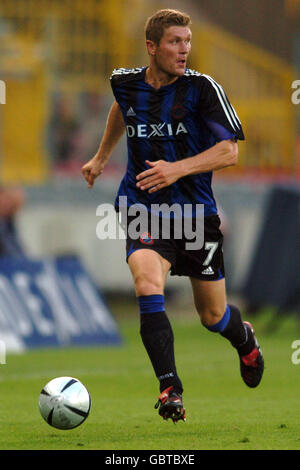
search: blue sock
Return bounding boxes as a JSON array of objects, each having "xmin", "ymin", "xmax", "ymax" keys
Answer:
[{"xmin": 138, "ymin": 294, "xmax": 165, "ymax": 315}]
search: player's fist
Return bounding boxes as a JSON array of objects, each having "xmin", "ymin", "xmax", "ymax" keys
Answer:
[{"xmin": 81, "ymin": 156, "xmax": 105, "ymax": 188}]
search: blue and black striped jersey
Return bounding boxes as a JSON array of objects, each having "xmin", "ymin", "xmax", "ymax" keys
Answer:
[{"xmin": 110, "ymin": 66, "xmax": 244, "ymax": 216}]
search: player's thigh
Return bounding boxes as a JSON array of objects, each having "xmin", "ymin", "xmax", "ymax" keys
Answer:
[
  {"xmin": 128, "ymin": 249, "xmax": 171, "ymax": 296},
  {"xmin": 190, "ymin": 277, "xmax": 227, "ymax": 325}
]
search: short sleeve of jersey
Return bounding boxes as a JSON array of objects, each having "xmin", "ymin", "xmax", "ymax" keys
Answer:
[
  {"xmin": 110, "ymin": 67, "xmax": 144, "ymax": 104},
  {"xmin": 110, "ymin": 71, "xmax": 122, "ymax": 103},
  {"xmin": 198, "ymin": 75, "xmax": 245, "ymax": 141}
]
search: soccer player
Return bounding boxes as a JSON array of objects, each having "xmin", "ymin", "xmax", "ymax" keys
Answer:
[{"xmin": 82, "ymin": 9, "xmax": 264, "ymax": 423}]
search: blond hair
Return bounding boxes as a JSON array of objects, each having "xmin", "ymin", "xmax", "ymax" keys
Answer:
[{"xmin": 145, "ymin": 9, "xmax": 191, "ymax": 45}]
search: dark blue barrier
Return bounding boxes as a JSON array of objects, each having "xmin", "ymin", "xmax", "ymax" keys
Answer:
[
  {"xmin": 242, "ymin": 184, "xmax": 300, "ymax": 314},
  {"xmin": 0, "ymin": 255, "xmax": 122, "ymax": 352}
]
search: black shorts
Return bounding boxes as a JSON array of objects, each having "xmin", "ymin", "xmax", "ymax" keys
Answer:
[{"xmin": 123, "ymin": 213, "xmax": 225, "ymax": 281}]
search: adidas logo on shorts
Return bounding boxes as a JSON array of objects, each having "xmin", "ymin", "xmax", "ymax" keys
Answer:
[{"xmin": 201, "ymin": 266, "xmax": 214, "ymax": 275}]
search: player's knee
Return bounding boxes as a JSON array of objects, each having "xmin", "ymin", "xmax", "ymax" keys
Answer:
[
  {"xmin": 134, "ymin": 274, "xmax": 163, "ymax": 296},
  {"xmin": 198, "ymin": 307, "xmax": 224, "ymax": 328}
]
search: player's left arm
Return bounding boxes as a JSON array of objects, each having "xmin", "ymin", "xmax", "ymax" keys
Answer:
[{"xmin": 136, "ymin": 139, "xmax": 238, "ymax": 194}]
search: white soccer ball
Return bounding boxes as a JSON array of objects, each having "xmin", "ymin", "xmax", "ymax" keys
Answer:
[{"xmin": 38, "ymin": 376, "xmax": 91, "ymax": 430}]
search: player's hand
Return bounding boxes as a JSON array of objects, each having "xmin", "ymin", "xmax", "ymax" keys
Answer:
[
  {"xmin": 136, "ymin": 160, "xmax": 185, "ymax": 193},
  {"xmin": 81, "ymin": 156, "xmax": 105, "ymax": 188}
]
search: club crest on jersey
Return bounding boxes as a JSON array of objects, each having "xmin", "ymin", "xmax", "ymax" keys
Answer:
[
  {"xmin": 139, "ymin": 232, "xmax": 154, "ymax": 245},
  {"xmin": 171, "ymin": 104, "xmax": 186, "ymax": 120},
  {"xmin": 126, "ymin": 122, "xmax": 188, "ymax": 138}
]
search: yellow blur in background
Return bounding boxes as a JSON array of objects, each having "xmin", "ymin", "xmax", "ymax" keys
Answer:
[{"xmin": 0, "ymin": 0, "xmax": 298, "ymax": 184}]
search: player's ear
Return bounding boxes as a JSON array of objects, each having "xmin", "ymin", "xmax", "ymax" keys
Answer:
[{"xmin": 146, "ymin": 39, "xmax": 157, "ymax": 56}]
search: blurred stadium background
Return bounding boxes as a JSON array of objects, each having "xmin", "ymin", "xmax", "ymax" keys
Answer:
[{"xmin": 0, "ymin": 0, "xmax": 299, "ymax": 351}]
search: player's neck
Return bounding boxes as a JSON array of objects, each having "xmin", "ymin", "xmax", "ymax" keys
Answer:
[{"xmin": 145, "ymin": 65, "xmax": 178, "ymax": 90}]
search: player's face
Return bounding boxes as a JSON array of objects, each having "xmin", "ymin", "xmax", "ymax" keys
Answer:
[{"xmin": 151, "ymin": 26, "xmax": 192, "ymax": 77}]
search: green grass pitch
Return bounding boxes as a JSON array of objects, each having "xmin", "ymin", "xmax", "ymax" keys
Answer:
[{"xmin": 1, "ymin": 301, "xmax": 300, "ymax": 450}]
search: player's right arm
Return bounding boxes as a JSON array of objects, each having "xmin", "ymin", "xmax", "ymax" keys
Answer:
[{"xmin": 81, "ymin": 100, "xmax": 125, "ymax": 188}]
